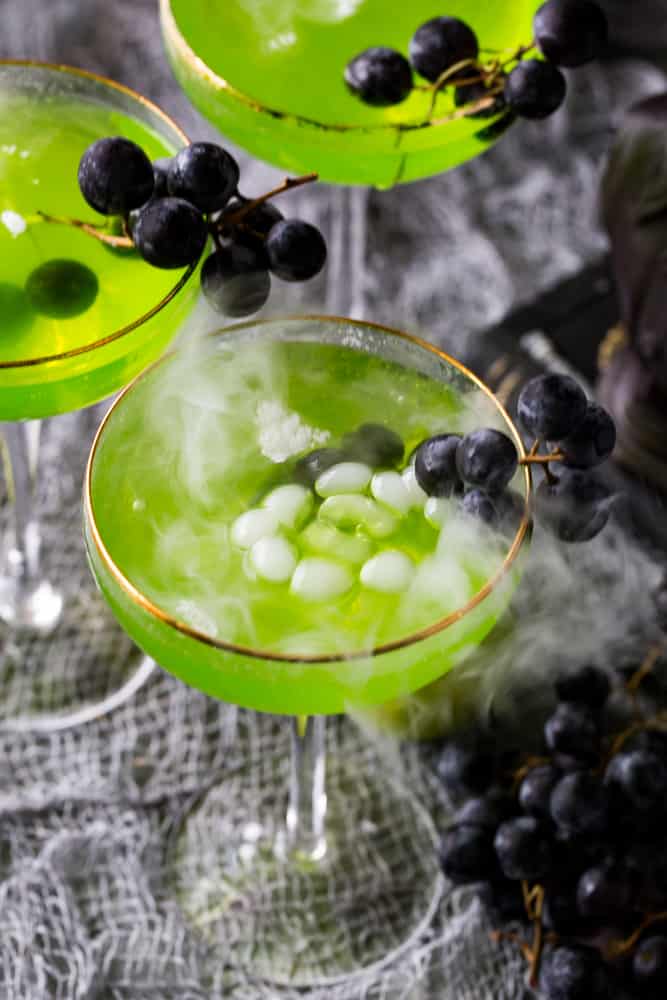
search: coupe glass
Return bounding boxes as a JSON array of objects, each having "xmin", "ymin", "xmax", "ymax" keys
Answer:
[
  {"xmin": 84, "ymin": 316, "xmax": 531, "ymax": 985},
  {"xmin": 160, "ymin": 0, "xmax": 543, "ymax": 313},
  {"xmin": 160, "ymin": 0, "xmax": 540, "ymax": 187},
  {"xmin": 0, "ymin": 62, "xmax": 199, "ymax": 731}
]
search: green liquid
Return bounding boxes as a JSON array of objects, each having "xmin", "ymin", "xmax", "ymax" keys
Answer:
[
  {"xmin": 163, "ymin": 0, "xmax": 540, "ymax": 186},
  {"xmin": 87, "ymin": 324, "xmax": 527, "ymax": 715},
  {"xmin": 0, "ymin": 92, "xmax": 197, "ymax": 420}
]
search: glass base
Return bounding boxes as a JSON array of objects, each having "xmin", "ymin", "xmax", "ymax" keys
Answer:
[
  {"xmin": 0, "ymin": 574, "xmax": 63, "ymax": 632},
  {"xmin": 0, "ymin": 596, "xmax": 156, "ymax": 733},
  {"xmin": 0, "ymin": 410, "xmax": 155, "ymax": 732},
  {"xmin": 167, "ymin": 754, "xmax": 444, "ymax": 987}
]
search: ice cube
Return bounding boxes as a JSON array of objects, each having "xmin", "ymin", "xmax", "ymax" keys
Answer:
[
  {"xmin": 401, "ymin": 464, "xmax": 428, "ymax": 507},
  {"xmin": 315, "ymin": 462, "xmax": 373, "ymax": 497},
  {"xmin": 319, "ymin": 495, "xmax": 398, "ymax": 538},
  {"xmin": 371, "ymin": 470, "xmax": 412, "ymax": 514},
  {"xmin": 250, "ymin": 535, "xmax": 297, "ymax": 583},
  {"xmin": 256, "ymin": 400, "xmax": 329, "ymax": 462},
  {"xmin": 301, "ymin": 521, "xmax": 373, "ymax": 564},
  {"xmin": 231, "ymin": 508, "xmax": 279, "ymax": 548},
  {"xmin": 262, "ymin": 484, "xmax": 312, "ymax": 528},
  {"xmin": 424, "ymin": 497, "xmax": 449, "ymax": 528},
  {"xmin": 360, "ymin": 550, "xmax": 415, "ymax": 593},
  {"xmin": 290, "ymin": 558, "xmax": 353, "ymax": 602},
  {"xmin": 410, "ymin": 554, "xmax": 472, "ymax": 610}
]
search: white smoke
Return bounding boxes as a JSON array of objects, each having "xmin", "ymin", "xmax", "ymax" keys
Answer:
[
  {"xmin": 478, "ymin": 518, "xmax": 663, "ymax": 712},
  {"xmin": 382, "ymin": 514, "xmax": 664, "ymax": 740}
]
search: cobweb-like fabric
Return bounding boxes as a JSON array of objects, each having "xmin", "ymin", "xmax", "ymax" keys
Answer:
[
  {"xmin": 1, "ymin": 0, "xmax": 666, "ymax": 993},
  {"xmin": 0, "ymin": 705, "xmax": 528, "ymax": 1000}
]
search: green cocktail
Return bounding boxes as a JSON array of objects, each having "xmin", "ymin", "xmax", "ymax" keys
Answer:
[
  {"xmin": 84, "ymin": 317, "xmax": 530, "ymax": 985},
  {"xmin": 86, "ymin": 317, "xmax": 530, "ymax": 715},
  {"xmin": 0, "ymin": 63, "xmax": 198, "ymax": 732},
  {"xmin": 0, "ymin": 62, "xmax": 198, "ymax": 422},
  {"xmin": 161, "ymin": 0, "xmax": 540, "ymax": 187}
]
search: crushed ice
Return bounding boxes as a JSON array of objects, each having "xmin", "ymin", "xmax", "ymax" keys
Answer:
[{"xmin": 255, "ymin": 399, "xmax": 329, "ymax": 463}]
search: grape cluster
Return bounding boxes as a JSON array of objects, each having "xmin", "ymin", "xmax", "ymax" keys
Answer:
[
  {"xmin": 436, "ymin": 656, "xmax": 667, "ymax": 999},
  {"xmin": 77, "ymin": 138, "xmax": 326, "ymax": 317},
  {"xmin": 517, "ymin": 374, "xmax": 616, "ymax": 543},
  {"xmin": 411, "ymin": 371, "xmax": 615, "ymax": 545},
  {"xmin": 412, "ymin": 429, "xmax": 524, "ymax": 537},
  {"xmin": 345, "ymin": 1, "xmax": 607, "ymax": 123},
  {"xmin": 288, "ymin": 421, "xmax": 524, "ymax": 545}
]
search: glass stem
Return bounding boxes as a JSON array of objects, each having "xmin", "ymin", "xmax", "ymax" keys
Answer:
[
  {"xmin": 325, "ymin": 185, "xmax": 369, "ymax": 319},
  {"xmin": 3, "ymin": 420, "xmax": 43, "ymax": 585},
  {"xmin": 0, "ymin": 420, "xmax": 62, "ymax": 631},
  {"xmin": 286, "ymin": 714, "xmax": 327, "ymax": 861}
]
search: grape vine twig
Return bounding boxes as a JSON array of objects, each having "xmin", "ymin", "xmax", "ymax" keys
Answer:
[
  {"xmin": 522, "ymin": 881, "xmax": 546, "ymax": 987},
  {"xmin": 490, "ymin": 882, "xmax": 547, "ymax": 987},
  {"xmin": 35, "ymin": 172, "xmax": 320, "ymax": 256},
  {"xmin": 510, "ymin": 754, "xmax": 551, "ymax": 792},
  {"xmin": 625, "ymin": 639, "xmax": 667, "ymax": 697},
  {"xmin": 35, "ymin": 210, "xmax": 133, "ymax": 249},
  {"xmin": 605, "ymin": 910, "xmax": 667, "ymax": 960},
  {"xmin": 417, "ymin": 39, "xmax": 537, "ymax": 121},
  {"xmin": 517, "ymin": 440, "xmax": 564, "ymax": 484},
  {"xmin": 223, "ymin": 172, "xmax": 318, "ymax": 225}
]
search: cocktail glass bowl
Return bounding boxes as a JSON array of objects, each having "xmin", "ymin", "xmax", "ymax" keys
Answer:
[
  {"xmin": 84, "ymin": 316, "xmax": 531, "ymax": 984},
  {"xmin": 0, "ymin": 61, "xmax": 199, "ymax": 421},
  {"xmin": 160, "ymin": 0, "xmax": 540, "ymax": 188},
  {"xmin": 159, "ymin": 1, "xmax": 543, "ymax": 316},
  {"xmin": 0, "ymin": 62, "xmax": 199, "ymax": 731}
]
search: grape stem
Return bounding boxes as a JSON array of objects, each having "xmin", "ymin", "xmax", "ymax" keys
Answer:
[
  {"xmin": 423, "ymin": 57, "xmax": 486, "ymax": 117},
  {"xmin": 489, "ymin": 928, "xmax": 533, "ymax": 964},
  {"xmin": 36, "ymin": 172, "xmax": 320, "ymax": 257},
  {"xmin": 428, "ymin": 61, "xmax": 500, "ymax": 118},
  {"xmin": 499, "ymin": 42, "xmax": 538, "ymax": 69},
  {"xmin": 35, "ymin": 210, "xmax": 133, "ymax": 248},
  {"xmin": 522, "ymin": 881, "xmax": 546, "ymax": 988},
  {"xmin": 600, "ymin": 639, "xmax": 667, "ymax": 763},
  {"xmin": 222, "ymin": 172, "xmax": 318, "ymax": 226},
  {"xmin": 490, "ymin": 882, "xmax": 546, "ymax": 985},
  {"xmin": 603, "ymin": 708, "xmax": 667, "ymax": 766},
  {"xmin": 415, "ymin": 39, "xmax": 536, "ymax": 120},
  {"xmin": 625, "ymin": 639, "xmax": 666, "ymax": 697},
  {"xmin": 605, "ymin": 910, "xmax": 667, "ymax": 960},
  {"xmin": 427, "ymin": 93, "xmax": 504, "ymax": 126},
  {"xmin": 519, "ymin": 451, "xmax": 565, "ymax": 467},
  {"xmin": 518, "ymin": 440, "xmax": 561, "ymax": 484},
  {"xmin": 510, "ymin": 754, "xmax": 551, "ymax": 791}
]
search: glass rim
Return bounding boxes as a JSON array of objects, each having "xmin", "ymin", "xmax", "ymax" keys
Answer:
[
  {"xmin": 0, "ymin": 58, "xmax": 197, "ymax": 371},
  {"xmin": 160, "ymin": 0, "xmax": 506, "ymax": 139},
  {"xmin": 84, "ymin": 314, "xmax": 533, "ymax": 665}
]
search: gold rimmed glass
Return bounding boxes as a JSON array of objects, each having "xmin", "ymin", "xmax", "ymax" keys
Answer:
[
  {"xmin": 159, "ymin": 0, "xmax": 539, "ymax": 188},
  {"xmin": 84, "ymin": 315, "xmax": 531, "ymax": 984},
  {"xmin": 0, "ymin": 61, "xmax": 199, "ymax": 731},
  {"xmin": 160, "ymin": 1, "xmax": 542, "ymax": 315}
]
